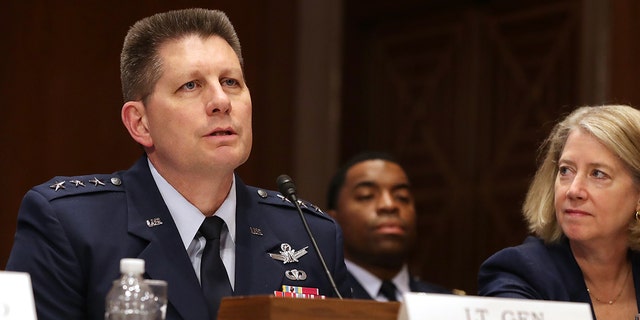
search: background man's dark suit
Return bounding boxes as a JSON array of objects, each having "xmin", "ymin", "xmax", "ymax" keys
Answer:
[
  {"xmin": 347, "ymin": 272, "xmax": 453, "ymax": 300},
  {"xmin": 6, "ymin": 156, "xmax": 351, "ymax": 320}
]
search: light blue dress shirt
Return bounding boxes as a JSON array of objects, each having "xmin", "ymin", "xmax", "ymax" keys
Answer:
[{"xmin": 148, "ymin": 159, "xmax": 237, "ymax": 289}]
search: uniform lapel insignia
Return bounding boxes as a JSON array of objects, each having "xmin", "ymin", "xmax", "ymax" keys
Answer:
[
  {"xmin": 146, "ymin": 217, "xmax": 163, "ymax": 227},
  {"xmin": 268, "ymin": 243, "xmax": 309, "ymax": 264},
  {"xmin": 249, "ymin": 227, "xmax": 263, "ymax": 236},
  {"xmin": 49, "ymin": 181, "xmax": 66, "ymax": 191}
]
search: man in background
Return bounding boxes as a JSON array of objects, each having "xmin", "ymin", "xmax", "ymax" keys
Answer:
[{"xmin": 326, "ymin": 151, "xmax": 456, "ymax": 301}]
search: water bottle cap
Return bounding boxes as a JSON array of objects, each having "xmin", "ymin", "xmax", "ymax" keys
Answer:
[{"xmin": 120, "ymin": 258, "xmax": 145, "ymax": 274}]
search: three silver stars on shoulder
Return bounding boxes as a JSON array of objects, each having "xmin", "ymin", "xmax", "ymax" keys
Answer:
[{"xmin": 49, "ymin": 177, "xmax": 121, "ymax": 191}]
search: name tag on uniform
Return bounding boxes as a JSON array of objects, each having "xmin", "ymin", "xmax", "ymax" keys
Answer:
[
  {"xmin": 0, "ymin": 271, "xmax": 37, "ymax": 320},
  {"xmin": 398, "ymin": 293, "xmax": 592, "ymax": 320}
]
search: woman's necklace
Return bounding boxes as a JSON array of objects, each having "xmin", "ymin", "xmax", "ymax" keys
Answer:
[{"xmin": 586, "ymin": 266, "xmax": 632, "ymax": 305}]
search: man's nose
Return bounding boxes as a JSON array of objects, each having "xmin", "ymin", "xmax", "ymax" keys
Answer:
[
  {"xmin": 206, "ymin": 85, "xmax": 231, "ymax": 115},
  {"xmin": 377, "ymin": 191, "xmax": 399, "ymax": 214}
]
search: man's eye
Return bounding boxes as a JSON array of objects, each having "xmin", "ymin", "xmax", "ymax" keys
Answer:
[
  {"xmin": 355, "ymin": 194, "xmax": 374, "ymax": 201},
  {"xmin": 182, "ymin": 81, "xmax": 197, "ymax": 90},
  {"xmin": 222, "ymin": 79, "xmax": 238, "ymax": 86},
  {"xmin": 395, "ymin": 195, "xmax": 412, "ymax": 204}
]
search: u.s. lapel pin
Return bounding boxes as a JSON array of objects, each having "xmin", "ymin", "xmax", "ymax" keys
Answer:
[
  {"xmin": 146, "ymin": 217, "xmax": 163, "ymax": 227},
  {"xmin": 268, "ymin": 243, "xmax": 309, "ymax": 264},
  {"xmin": 250, "ymin": 226, "xmax": 263, "ymax": 236}
]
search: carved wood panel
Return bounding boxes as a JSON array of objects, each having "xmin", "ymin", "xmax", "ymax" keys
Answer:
[{"xmin": 342, "ymin": 0, "xmax": 581, "ymax": 293}]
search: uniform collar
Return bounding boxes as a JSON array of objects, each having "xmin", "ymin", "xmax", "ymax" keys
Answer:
[{"xmin": 147, "ymin": 158, "xmax": 237, "ymax": 250}]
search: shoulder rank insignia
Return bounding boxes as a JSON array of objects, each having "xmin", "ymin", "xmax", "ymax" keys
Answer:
[
  {"xmin": 89, "ymin": 177, "xmax": 106, "ymax": 186},
  {"xmin": 49, "ymin": 181, "xmax": 66, "ymax": 191},
  {"xmin": 69, "ymin": 179, "xmax": 85, "ymax": 187},
  {"xmin": 269, "ymin": 243, "xmax": 309, "ymax": 264}
]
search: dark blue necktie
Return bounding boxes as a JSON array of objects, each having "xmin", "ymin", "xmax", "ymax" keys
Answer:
[
  {"xmin": 379, "ymin": 280, "xmax": 398, "ymax": 302},
  {"xmin": 199, "ymin": 216, "xmax": 233, "ymax": 318}
]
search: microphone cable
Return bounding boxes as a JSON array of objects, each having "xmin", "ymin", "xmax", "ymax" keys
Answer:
[{"xmin": 276, "ymin": 174, "xmax": 343, "ymax": 299}]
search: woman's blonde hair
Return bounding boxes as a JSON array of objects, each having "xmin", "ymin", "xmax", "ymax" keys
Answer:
[{"xmin": 524, "ymin": 104, "xmax": 640, "ymax": 250}]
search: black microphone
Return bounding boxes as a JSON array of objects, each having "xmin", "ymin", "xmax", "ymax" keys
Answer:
[{"xmin": 276, "ymin": 174, "xmax": 343, "ymax": 299}]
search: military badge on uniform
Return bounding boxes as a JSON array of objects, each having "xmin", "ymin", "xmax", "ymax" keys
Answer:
[
  {"xmin": 276, "ymin": 194, "xmax": 291, "ymax": 203},
  {"xmin": 69, "ymin": 180, "xmax": 85, "ymax": 187},
  {"xmin": 268, "ymin": 243, "xmax": 308, "ymax": 264},
  {"xmin": 49, "ymin": 181, "xmax": 65, "ymax": 191},
  {"xmin": 45, "ymin": 176, "xmax": 122, "ymax": 193},
  {"xmin": 274, "ymin": 285, "xmax": 325, "ymax": 299},
  {"xmin": 89, "ymin": 177, "xmax": 105, "ymax": 186},
  {"xmin": 296, "ymin": 199, "xmax": 308, "ymax": 209},
  {"xmin": 146, "ymin": 218, "xmax": 163, "ymax": 227},
  {"xmin": 285, "ymin": 269, "xmax": 307, "ymax": 281},
  {"xmin": 249, "ymin": 227, "xmax": 263, "ymax": 236}
]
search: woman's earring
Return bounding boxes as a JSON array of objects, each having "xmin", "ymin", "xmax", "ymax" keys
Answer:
[{"xmin": 636, "ymin": 211, "xmax": 640, "ymax": 222}]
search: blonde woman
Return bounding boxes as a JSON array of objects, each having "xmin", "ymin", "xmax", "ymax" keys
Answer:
[{"xmin": 479, "ymin": 105, "xmax": 640, "ymax": 320}]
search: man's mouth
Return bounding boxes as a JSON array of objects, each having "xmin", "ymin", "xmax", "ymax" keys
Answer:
[{"xmin": 210, "ymin": 130, "xmax": 233, "ymax": 136}]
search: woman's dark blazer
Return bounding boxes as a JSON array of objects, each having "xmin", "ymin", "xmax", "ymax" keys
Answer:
[{"xmin": 478, "ymin": 236, "xmax": 640, "ymax": 319}]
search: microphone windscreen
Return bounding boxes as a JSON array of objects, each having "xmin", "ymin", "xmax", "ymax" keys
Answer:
[{"xmin": 276, "ymin": 174, "xmax": 297, "ymax": 199}]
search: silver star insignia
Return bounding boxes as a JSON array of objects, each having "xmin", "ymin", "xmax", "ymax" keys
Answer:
[
  {"xmin": 312, "ymin": 204, "xmax": 324, "ymax": 214},
  {"xmin": 296, "ymin": 200, "xmax": 308, "ymax": 209},
  {"xmin": 268, "ymin": 243, "xmax": 309, "ymax": 264},
  {"xmin": 276, "ymin": 194, "xmax": 291, "ymax": 203},
  {"xmin": 69, "ymin": 179, "xmax": 85, "ymax": 187},
  {"xmin": 49, "ymin": 181, "xmax": 65, "ymax": 191},
  {"xmin": 89, "ymin": 177, "xmax": 105, "ymax": 186}
]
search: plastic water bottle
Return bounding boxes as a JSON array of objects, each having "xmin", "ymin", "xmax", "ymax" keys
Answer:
[{"xmin": 105, "ymin": 258, "xmax": 159, "ymax": 320}]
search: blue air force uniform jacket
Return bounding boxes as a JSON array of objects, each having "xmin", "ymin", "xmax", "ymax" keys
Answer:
[{"xmin": 6, "ymin": 156, "xmax": 351, "ymax": 320}]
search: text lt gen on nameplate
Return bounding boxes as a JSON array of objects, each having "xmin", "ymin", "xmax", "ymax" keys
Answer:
[
  {"xmin": 398, "ymin": 293, "xmax": 593, "ymax": 320},
  {"xmin": 0, "ymin": 271, "xmax": 38, "ymax": 320}
]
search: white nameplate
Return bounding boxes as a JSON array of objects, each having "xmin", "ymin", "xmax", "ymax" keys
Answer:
[
  {"xmin": 398, "ymin": 293, "xmax": 592, "ymax": 320},
  {"xmin": 0, "ymin": 271, "xmax": 37, "ymax": 320}
]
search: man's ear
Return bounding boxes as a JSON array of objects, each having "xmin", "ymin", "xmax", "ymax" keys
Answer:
[{"xmin": 121, "ymin": 100, "xmax": 153, "ymax": 148}]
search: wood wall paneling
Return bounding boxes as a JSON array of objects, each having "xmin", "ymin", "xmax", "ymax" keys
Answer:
[
  {"xmin": 342, "ymin": 0, "xmax": 582, "ymax": 294},
  {"xmin": 609, "ymin": 0, "xmax": 640, "ymax": 106}
]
